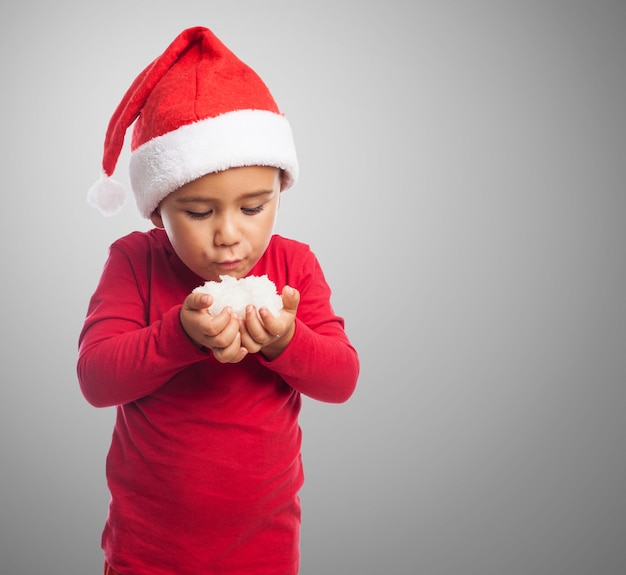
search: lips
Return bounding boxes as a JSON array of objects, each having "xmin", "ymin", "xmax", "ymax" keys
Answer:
[{"xmin": 216, "ymin": 260, "xmax": 241, "ymax": 270}]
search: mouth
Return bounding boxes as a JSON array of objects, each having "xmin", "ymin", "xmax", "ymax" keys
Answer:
[{"xmin": 216, "ymin": 260, "xmax": 242, "ymax": 271}]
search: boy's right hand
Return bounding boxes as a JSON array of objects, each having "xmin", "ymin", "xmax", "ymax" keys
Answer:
[{"xmin": 179, "ymin": 292, "xmax": 248, "ymax": 363}]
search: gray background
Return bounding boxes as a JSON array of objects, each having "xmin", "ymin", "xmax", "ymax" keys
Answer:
[{"xmin": 1, "ymin": 1, "xmax": 625, "ymax": 574}]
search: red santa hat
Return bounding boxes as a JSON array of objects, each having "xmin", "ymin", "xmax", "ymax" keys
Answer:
[{"xmin": 88, "ymin": 26, "xmax": 298, "ymax": 217}]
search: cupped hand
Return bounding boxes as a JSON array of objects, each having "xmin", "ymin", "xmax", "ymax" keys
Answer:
[
  {"xmin": 239, "ymin": 285, "xmax": 300, "ymax": 360},
  {"xmin": 180, "ymin": 292, "xmax": 248, "ymax": 363}
]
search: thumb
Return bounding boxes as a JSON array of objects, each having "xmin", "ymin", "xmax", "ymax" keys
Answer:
[
  {"xmin": 281, "ymin": 285, "xmax": 300, "ymax": 313},
  {"xmin": 185, "ymin": 291, "xmax": 213, "ymax": 312}
]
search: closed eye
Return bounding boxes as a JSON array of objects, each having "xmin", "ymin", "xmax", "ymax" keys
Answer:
[
  {"xmin": 242, "ymin": 205, "xmax": 264, "ymax": 215},
  {"xmin": 186, "ymin": 210, "xmax": 212, "ymax": 219}
]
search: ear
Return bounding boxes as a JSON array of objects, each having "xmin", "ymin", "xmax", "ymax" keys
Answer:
[{"xmin": 150, "ymin": 208, "xmax": 164, "ymax": 229}]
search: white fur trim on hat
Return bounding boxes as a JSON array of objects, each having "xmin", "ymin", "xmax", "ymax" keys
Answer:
[{"xmin": 129, "ymin": 109, "xmax": 298, "ymax": 218}]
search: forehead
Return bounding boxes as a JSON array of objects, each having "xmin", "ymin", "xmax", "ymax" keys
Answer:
[{"xmin": 172, "ymin": 166, "xmax": 280, "ymax": 202}]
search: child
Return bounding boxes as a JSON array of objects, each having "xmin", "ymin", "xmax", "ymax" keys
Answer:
[{"xmin": 78, "ymin": 26, "xmax": 359, "ymax": 575}]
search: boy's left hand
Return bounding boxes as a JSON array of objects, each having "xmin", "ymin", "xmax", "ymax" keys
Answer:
[{"xmin": 239, "ymin": 285, "xmax": 299, "ymax": 360}]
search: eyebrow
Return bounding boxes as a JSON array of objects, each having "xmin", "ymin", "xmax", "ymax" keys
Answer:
[{"xmin": 174, "ymin": 190, "xmax": 274, "ymax": 204}]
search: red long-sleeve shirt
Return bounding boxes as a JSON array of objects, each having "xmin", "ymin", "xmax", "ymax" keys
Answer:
[{"xmin": 77, "ymin": 229, "xmax": 359, "ymax": 575}]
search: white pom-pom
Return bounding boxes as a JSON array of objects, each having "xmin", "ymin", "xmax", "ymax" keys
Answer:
[
  {"xmin": 87, "ymin": 173, "xmax": 128, "ymax": 216},
  {"xmin": 193, "ymin": 275, "xmax": 283, "ymax": 318}
]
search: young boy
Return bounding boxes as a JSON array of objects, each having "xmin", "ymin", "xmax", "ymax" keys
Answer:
[{"xmin": 78, "ymin": 26, "xmax": 359, "ymax": 575}]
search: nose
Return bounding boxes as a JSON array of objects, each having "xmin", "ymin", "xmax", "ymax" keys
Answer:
[{"xmin": 214, "ymin": 213, "xmax": 240, "ymax": 246}]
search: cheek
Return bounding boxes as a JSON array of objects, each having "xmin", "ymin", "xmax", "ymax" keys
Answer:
[
  {"xmin": 253, "ymin": 212, "xmax": 278, "ymax": 238},
  {"xmin": 264, "ymin": 201, "xmax": 280, "ymax": 227},
  {"xmin": 166, "ymin": 219, "xmax": 204, "ymax": 252}
]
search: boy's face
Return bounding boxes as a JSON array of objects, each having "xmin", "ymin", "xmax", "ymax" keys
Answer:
[{"xmin": 151, "ymin": 166, "xmax": 281, "ymax": 282}]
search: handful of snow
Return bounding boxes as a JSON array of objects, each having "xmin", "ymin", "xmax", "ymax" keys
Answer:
[{"xmin": 193, "ymin": 275, "xmax": 283, "ymax": 318}]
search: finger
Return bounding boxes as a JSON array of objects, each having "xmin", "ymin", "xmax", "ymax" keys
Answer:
[
  {"xmin": 231, "ymin": 347, "xmax": 249, "ymax": 363},
  {"xmin": 243, "ymin": 305, "xmax": 271, "ymax": 343},
  {"xmin": 280, "ymin": 285, "xmax": 300, "ymax": 314},
  {"xmin": 239, "ymin": 322, "xmax": 263, "ymax": 354},
  {"xmin": 207, "ymin": 310, "xmax": 240, "ymax": 345},
  {"xmin": 213, "ymin": 331, "xmax": 246, "ymax": 363},
  {"xmin": 240, "ymin": 315, "xmax": 265, "ymax": 352},
  {"xmin": 196, "ymin": 306, "xmax": 231, "ymax": 339},
  {"xmin": 257, "ymin": 308, "xmax": 285, "ymax": 339},
  {"xmin": 253, "ymin": 287, "xmax": 298, "ymax": 336},
  {"xmin": 185, "ymin": 291, "xmax": 213, "ymax": 312}
]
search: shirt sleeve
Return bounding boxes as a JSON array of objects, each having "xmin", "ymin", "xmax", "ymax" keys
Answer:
[
  {"xmin": 256, "ymin": 249, "xmax": 359, "ymax": 403},
  {"xmin": 77, "ymin": 243, "xmax": 208, "ymax": 408}
]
